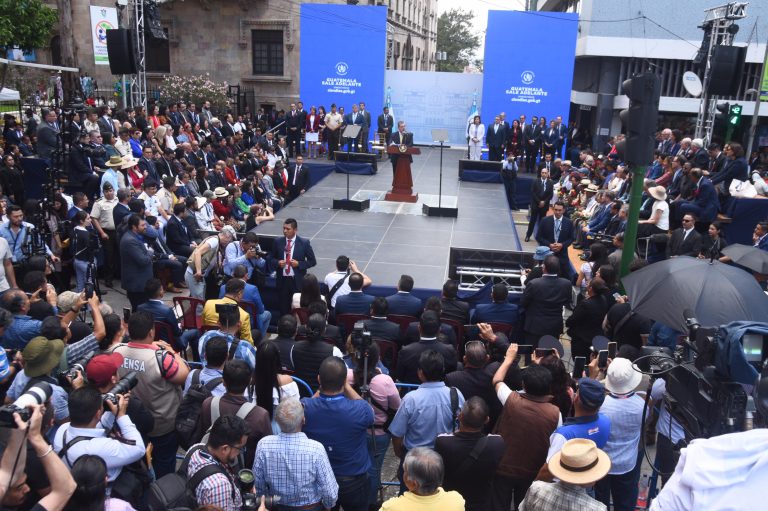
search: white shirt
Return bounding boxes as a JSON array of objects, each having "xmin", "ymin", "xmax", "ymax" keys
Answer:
[
  {"xmin": 282, "ymin": 236, "xmax": 295, "ymax": 277},
  {"xmin": 653, "ymin": 200, "xmax": 670, "ymax": 231},
  {"xmin": 324, "ymin": 270, "xmax": 351, "ymax": 307},
  {"xmin": 0, "ymin": 237, "xmax": 11, "ymax": 291},
  {"xmin": 469, "ymin": 124, "xmax": 485, "ymax": 142}
]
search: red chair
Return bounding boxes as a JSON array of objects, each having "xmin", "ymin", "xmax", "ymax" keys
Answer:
[
  {"xmin": 335, "ymin": 313, "xmax": 370, "ymax": 339},
  {"xmin": 292, "ymin": 307, "xmax": 310, "ymax": 325},
  {"xmin": 173, "ymin": 296, "xmax": 204, "ymax": 330},
  {"xmin": 387, "ymin": 314, "xmax": 419, "ymax": 337},
  {"xmin": 153, "ymin": 321, "xmax": 181, "ymax": 352},
  {"xmin": 374, "ymin": 338, "xmax": 399, "ymax": 373},
  {"xmin": 488, "ymin": 322, "xmax": 515, "ymax": 338},
  {"xmin": 238, "ymin": 301, "xmax": 259, "ymax": 329},
  {"xmin": 440, "ymin": 318, "xmax": 465, "ymax": 346}
]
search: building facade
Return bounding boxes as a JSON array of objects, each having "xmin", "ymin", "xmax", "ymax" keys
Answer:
[{"xmin": 539, "ymin": 0, "xmax": 768, "ymax": 148}]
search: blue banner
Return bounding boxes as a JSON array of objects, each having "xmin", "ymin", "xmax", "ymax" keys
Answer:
[
  {"xmin": 300, "ymin": 5, "xmax": 387, "ymax": 124},
  {"xmin": 481, "ymin": 11, "xmax": 578, "ymax": 128}
]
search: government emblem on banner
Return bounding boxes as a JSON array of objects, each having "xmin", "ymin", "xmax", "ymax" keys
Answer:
[{"xmin": 521, "ymin": 70, "xmax": 535, "ymax": 85}]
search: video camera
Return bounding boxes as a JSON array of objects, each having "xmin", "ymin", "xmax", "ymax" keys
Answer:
[
  {"xmin": 103, "ymin": 371, "xmax": 139, "ymax": 406},
  {"xmin": 646, "ymin": 311, "xmax": 768, "ymax": 441},
  {"xmin": 0, "ymin": 382, "xmax": 52, "ymax": 428},
  {"xmin": 236, "ymin": 469, "xmax": 281, "ymax": 510},
  {"xmin": 351, "ymin": 321, "xmax": 372, "ymax": 353}
]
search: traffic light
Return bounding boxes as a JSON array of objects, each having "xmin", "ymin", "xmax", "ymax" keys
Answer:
[
  {"xmin": 729, "ymin": 104, "xmax": 743, "ymax": 127},
  {"xmin": 619, "ymin": 73, "xmax": 661, "ymax": 165}
]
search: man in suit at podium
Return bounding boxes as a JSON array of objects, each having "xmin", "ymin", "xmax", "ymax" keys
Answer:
[
  {"xmin": 268, "ymin": 218, "xmax": 317, "ymax": 315},
  {"xmin": 389, "ymin": 121, "xmax": 413, "ymax": 167}
]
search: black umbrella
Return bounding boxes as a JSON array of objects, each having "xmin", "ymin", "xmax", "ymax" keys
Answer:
[
  {"xmin": 621, "ymin": 256, "xmax": 768, "ymax": 333},
  {"xmin": 722, "ymin": 244, "xmax": 768, "ymax": 274}
]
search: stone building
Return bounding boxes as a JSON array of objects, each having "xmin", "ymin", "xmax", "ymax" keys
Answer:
[{"xmin": 42, "ymin": 0, "xmax": 437, "ymax": 110}]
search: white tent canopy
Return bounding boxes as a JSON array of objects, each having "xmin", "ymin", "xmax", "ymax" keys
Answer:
[{"xmin": 0, "ymin": 88, "xmax": 20, "ymax": 102}]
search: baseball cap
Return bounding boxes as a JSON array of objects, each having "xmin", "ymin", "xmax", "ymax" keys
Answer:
[
  {"xmin": 57, "ymin": 291, "xmax": 81, "ymax": 314},
  {"xmin": 86, "ymin": 353, "xmax": 124, "ymax": 387},
  {"xmin": 577, "ymin": 377, "xmax": 606, "ymax": 409}
]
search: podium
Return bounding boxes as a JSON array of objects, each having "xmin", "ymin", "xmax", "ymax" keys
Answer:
[{"xmin": 386, "ymin": 145, "xmax": 421, "ymax": 202}]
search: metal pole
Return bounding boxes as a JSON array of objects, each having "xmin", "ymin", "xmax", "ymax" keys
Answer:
[
  {"xmin": 746, "ymin": 43, "xmax": 768, "ymax": 156},
  {"xmin": 619, "ymin": 164, "xmax": 645, "ymax": 279}
]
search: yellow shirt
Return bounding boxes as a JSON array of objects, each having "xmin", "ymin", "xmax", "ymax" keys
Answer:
[
  {"xmin": 201, "ymin": 297, "xmax": 253, "ymax": 344},
  {"xmin": 380, "ymin": 488, "xmax": 464, "ymax": 511}
]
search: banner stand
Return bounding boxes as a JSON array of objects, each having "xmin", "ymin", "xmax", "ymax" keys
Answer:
[{"xmin": 333, "ymin": 125, "xmax": 370, "ymax": 211}]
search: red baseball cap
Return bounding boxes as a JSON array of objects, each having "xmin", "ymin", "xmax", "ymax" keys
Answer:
[{"xmin": 86, "ymin": 353, "xmax": 124, "ymax": 387}]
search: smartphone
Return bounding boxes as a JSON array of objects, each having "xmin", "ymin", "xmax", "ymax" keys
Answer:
[
  {"xmin": 608, "ymin": 342, "xmax": 617, "ymax": 360},
  {"xmin": 535, "ymin": 348, "xmax": 555, "ymax": 358},
  {"xmin": 612, "ymin": 292, "xmax": 622, "ymax": 301},
  {"xmin": 123, "ymin": 307, "xmax": 131, "ymax": 322},
  {"xmin": 598, "ymin": 350, "xmax": 609, "ymax": 369},
  {"xmin": 517, "ymin": 345, "xmax": 534, "ymax": 355},
  {"xmin": 573, "ymin": 356, "xmax": 586, "ymax": 379}
]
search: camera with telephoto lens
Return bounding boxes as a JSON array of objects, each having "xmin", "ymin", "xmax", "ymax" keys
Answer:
[
  {"xmin": 237, "ymin": 469, "xmax": 280, "ymax": 510},
  {"xmin": 84, "ymin": 263, "xmax": 96, "ymax": 299},
  {"xmin": 351, "ymin": 321, "xmax": 372, "ymax": 351},
  {"xmin": 249, "ymin": 246, "xmax": 268, "ymax": 258},
  {"xmin": 59, "ymin": 351, "xmax": 96, "ymax": 386},
  {"xmin": 103, "ymin": 371, "xmax": 139, "ymax": 406},
  {"xmin": 0, "ymin": 382, "xmax": 52, "ymax": 428}
]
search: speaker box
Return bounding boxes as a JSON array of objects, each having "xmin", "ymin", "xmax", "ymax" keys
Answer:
[
  {"xmin": 106, "ymin": 29, "xmax": 137, "ymax": 75},
  {"xmin": 709, "ymin": 45, "xmax": 747, "ymax": 96}
]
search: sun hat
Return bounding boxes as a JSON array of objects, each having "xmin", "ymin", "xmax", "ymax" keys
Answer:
[
  {"xmin": 214, "ymin": 187, "xmax": 229, "ymax": 198},
  {"xmin": 120, "ymin": 156, "xmax": 138, "ymax": 169},
  {"xmin": 23, "ymin": 337, "xmax": 65, "ymax": 378},
  {"xmin": 580, "ymin": 178, "xmax": 591, "ymax": 186},
  {"xmin": 548, "ymin": 438, "xmax": 611, "ymax": 485},
  {"xmin": 577, "ymin": 377, "xmax": 606, "ymax": 409},
  {"xmin": 533, "ymin": 246, "xmax": 553, "ymax": 261},
  {"xmin": 57, "ymin": 291, "xmax": 81, "ymax": 314},
  {"xmin": 105, "ymin": 155, "xmax": 124, "ymax": 168},
  {"xmin": 605, "ymin": 358, "xmax": 642, "ymax": 395},
  {"xmin": 195, "ymin": 196, "xmax": 207, "ymax": 209},
  {"xmin": 648, "ymin": 185, "xmax": 667, "ymax": 201},
  {"xmin": 86, "ymin": 353, "xmax": 124, "ymax": 387},
  {"xmin": 586, "ymin": 183, "xmax": 600, "ymax": 193}
]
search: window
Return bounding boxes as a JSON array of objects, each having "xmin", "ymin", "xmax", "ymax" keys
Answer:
[
  {"xmin": 146, "ymin": 29, "xmax": 170, "ymax": 73},
  {"xmin": 251, "ymin": 30, "xmax": 283, "ymax": 75}
]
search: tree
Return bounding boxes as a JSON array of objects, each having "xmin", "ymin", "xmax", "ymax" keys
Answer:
[
  {"xmin": 436, "ymin": 8, "xmax": 481, "ymax": 73},
  {"xmin": 0, "ymin": 0, "xmax": 57, "ymax": 52}
]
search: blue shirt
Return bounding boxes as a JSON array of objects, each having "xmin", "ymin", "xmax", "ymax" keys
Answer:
[
  {"xmin": 3, "ymin": 314, "xmax": 42, "ymax": 350},
  {"xmin": 547, "ymin": 413, "xmax": 612, "ymax": 461},
  {"xmin": 7, "ymin": 371, "xmax": 69, "ymax": 421},
  {"xmin": 218, "ymin": 282, "xmax": 265, "ymax": 314},
  {"xmin": 198, "ymin": 330, "xmax": 256, "ymax": 371},
  {"xmin": 0, "ymin": 222, "xmax": 52, "ymax": 263},
  {"xmin": 183, "ymin": 367, "xmax": 226, "ymax": 397},
  {"xmin": 223, "ymin": 242, "xmax": 266, "ymax": 278},
  {"xmin": 302, "ymin": 394, "xmax": 374, "ymax": 476},
  {"xmin": 388, "ymin": 382, "xmax": 465, "ymax": 450},
  {"xmin": 600, "ymin": 393, "xmax": 646, "ymax": 474}
]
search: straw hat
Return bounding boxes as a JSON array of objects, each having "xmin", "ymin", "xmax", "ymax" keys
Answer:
[
  {"xmin": 605, "ymin": 358, "xmax": 642, "ymax": 395},
  {"xmin": 548, "ymin": 438, "xmax": 611, "ymax": 485},
  {"xmin": 586, "ymin": 184, "xmax": 599, "ymax": 193},
  {"xmin": 195, "ymin": 196, "xmax": 207, "ymax": 210},
  {"xmin": 105, "ymin": 155, "xmax": 124, "ymax": 168},
  {"xmin": 648, "ymin": 185, "xmax": 667, "ymax": 201},
  {"xmin": 120, "ymin": 156, "xmax": 138, "ymax": 169},
  {"xmin": 214, "ymin": 187, "xmax": 229, "ymax": 198}
]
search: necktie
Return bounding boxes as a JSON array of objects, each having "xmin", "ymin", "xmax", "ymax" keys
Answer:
[
  {"xmin": 293, "ymin": 166, "xmax": 300, "ymax": 185},
  {"xmin": 555, "ymin": 218, "xmax": 561, "ymax": 242},
  {"xmin": 284, "ymin": 238, "xmax": 292, "ymax": 276}
]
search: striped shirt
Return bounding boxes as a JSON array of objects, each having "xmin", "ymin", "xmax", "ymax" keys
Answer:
[
  {"xmin": 600, "ymin": 393, "xmax": 646, "ymax": 474},
  {"xmin": 520, "ymin": 481, "xmax": 607, "ymax": 511},
  {"xmin": 187, "ymin": 448, "xmax": 241, "ymax": 511},
  {"xmin": 253, "ymin": 432, "xmax": 338, "ymax": 509}
]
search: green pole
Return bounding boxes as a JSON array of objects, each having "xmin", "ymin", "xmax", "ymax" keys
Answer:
[{"xmin": 619, "ymin": 164, "xmax": 645, "ymax": 279}]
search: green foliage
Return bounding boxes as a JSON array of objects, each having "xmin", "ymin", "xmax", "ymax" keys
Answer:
[
  {"xmin": 0, "ymin": 0, "xmax": 58, "ymax": 52},
  {"xmin": 436, "ymin": 8, "xmax": 481, "ymax": 72}
]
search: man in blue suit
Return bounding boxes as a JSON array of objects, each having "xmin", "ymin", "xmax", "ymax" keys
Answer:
[
  {"xmin": 219, "ymin": 265, "xmax": 271, "ymax": 336},
  {"xmin": 472, "ymin": 283, "xmax": 519, "ymax": 326},
  {"xmin": 335, "ymin": 273, "xmax": 375, "ymax": 315},
  {"xmin": 120, "ymin": 214, "xmax": 154, "ymax": 310},
  {"xmin": 385, "ymin": 274, "xmax": 423, "ymax": 317},
  {"xmin": 165, "ymin": 203, "xmax": 195, "ymax": 258},
  {"xmin": 138, "ymin": 278, "xmax": 197, "ymax": 350},
  {"xmin": 344, "ymin": 103, "xmax": 365, "ymax": 152},
  {"xmin": 753, "ymin": 222, "xmax": 768, "ymax": 251},
  {"xmin": 575, "ymin": 192, "xmax": 614, "ymax": 248},
  {"xmin": 676, "ymin": 169, "xmax": 718, "ymax": 225},
  {"xmin": 268, "ymin": 218, "xmax": 317, "ymax": 315},
  {"xmin": 535, "ymin": 201, "xmax": 575, "ymax": 279}
]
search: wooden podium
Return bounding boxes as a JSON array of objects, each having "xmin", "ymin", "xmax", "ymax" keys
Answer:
[{"xmin": 386, "ymin": 145, "xmax": 421, "ymax": 202}]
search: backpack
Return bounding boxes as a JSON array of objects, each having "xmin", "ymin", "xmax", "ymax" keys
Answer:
[
  {"xmin": 174, "ymin": 370, "xmax": 224, "ymax": 450},
  {"xmin": 146, "ymin": 443, "xmax": 234, "ymax": 511},
  {"xmin": 199, "ymin": 396, "xmax": 256, "ymax": 446}
]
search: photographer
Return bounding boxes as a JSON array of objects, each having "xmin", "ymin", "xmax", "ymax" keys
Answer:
[
  {"xmin": 0, "ymin": 404, "xmax": 76, "ymax": 511},
  {"xmin": 68, "ymin": 131, "xmax": 102, "ymax": 200},
  {"xmin": 186, "ymin": 415, "xmax": 250, "ymax": 511},
  {"xmin": 22, "ymin": 271, "xmax": 58, "ymax": 320},
  {"xmin": 85, "ymin": 353, "xmax": 155, "ymax": 440},
  {"xmin": 184, "ymin": 226, "xmax": 236, "ymax": 300},
  {"xmin": 0, "ymin": 205, "xmax": 58, "ymax": 266},
  {"xmin": 71, "ymin": 211, "xmax": 99, "ymax": 293},
  {"xmin": 52, "ymin": 386, "xmax": 146, "ymax": 496},
  {"xmin": 223, "ymin": 232, "xmax": 266, "ymax": 280}
]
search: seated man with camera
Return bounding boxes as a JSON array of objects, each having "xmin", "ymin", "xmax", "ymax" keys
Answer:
[
  {"xmin": 187, "ymin": 415, "xmax": 250, "ymax": 511},
  {"xmin": 52, "ymin": 386, "xmax": 146, "ymax": 503},
  {"xmin": 198, "ymin": 305, "xmax": 257, "ymax": 371}
]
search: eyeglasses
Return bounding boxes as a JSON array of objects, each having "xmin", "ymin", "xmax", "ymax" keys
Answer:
[{"xmin": 229, "ymin": 444, "xmax": 246, "ymax": 453}]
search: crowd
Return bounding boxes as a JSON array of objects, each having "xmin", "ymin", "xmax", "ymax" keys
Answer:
[{"xmin": 0, "ymin": 100, "xmax": 765, "ymax": 511}]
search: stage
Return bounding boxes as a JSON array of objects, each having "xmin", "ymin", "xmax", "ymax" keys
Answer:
[{"xmin": 253, "ymin": 147, "xmax": 530, "ymax": 290}]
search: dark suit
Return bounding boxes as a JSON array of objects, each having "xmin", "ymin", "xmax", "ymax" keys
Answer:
[
  {"xmin": 335, "ymin": 291, "xmax": 375, "ymax": 316},
  {"xmin": 344, "ymin": 111, "xmax": 365, "ymax": 152},
  {"xmin": 542, "ymin": 128, "xmax": 559, "ymax": 157},
  {"xmin": 138, "ymin": 157, "xmax": 160, "ymax": 184},
  {"xmin": 396, "ymin": 339, "xmax": 458, "ymax": 384},
  {"xmin": 120, "ymin": 231, "xmax": 154, "ymax": 309},
  {"xmin": 377, "ymin": 113, "xmax": 394, "ymax": 145},
  {"xmin": 486, "ymin": 123, "xmax": 507, "ymax": 161},
  {"xmin": 363, "ymin": 317, "xmax": 401, "ymax": 343},
  {"xmin": 165, "ymin": 215, "xmax": 194, "ymax": 257},
  {"xmin": 473, "ymin": 302, "xmax": 520, "ymax": 326},
  {"xmin": 709, "ymin": 152, "xmax": 727, "ymax": 175},
  {"xmin": 287, "ymin": 163, "xmax": 309, "ymax": 199},
  {"xmin": 441, "ymin": 298, "xmax": 470, "ymax": 325},
  {"xmin": 677, "ymin": 177, "xmax": 719, "ymax": 223},
  {"xmin": 666, "ymin": 228, "xmax": 703, "ymax": 258},
  {"xmin": 268, "ymin": 235, "xmax": 317, "ymax": 315},
  {"xmin": 389, "ymin": 130, "xmax": 414, "ymax": 167},
  {"xmin": 138, "ymin": 299, "xmax": 182, "ymax": 345},
  {"xmin": 710, "ymin": 157, "xmax": 749, "ymax": 198},
  {"xmin": 113, "ymin": 203, "xmax": 131, "ymax": 230},
  {"xmin": 404, "ymin": 322, "xmax": 456, "ymax": 348},
  {"xmin": 385, "ymin": 292, "xmax": 422, "ymax": 317},
  {"xmin": 524, "ymin": 124, "xmax": 541, "ymax": 170},
  {"xmin": 526, "ymin": 178, "xmax": 554, "ymax": 239},
  {"xmin": 535, "ymin": 215, "xmax": 575, "ymax": 277},
  {"xmin": 285, "ymin": 110, "xmax": 302, "ymax": 157},
  {"xmin": 520, "ymin": 275, "xmax": 571, "ymax": 346},
  {"xmin": 36, "ymin": 122, "xmax": 59, "ymax": 159},
  {"xmin": 565, "ymin": 294, "xmax": 611, "ymax": 358},
  {"xmin": 97, "ymin": 116, "xmax": 116, "ymax": 137}
]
